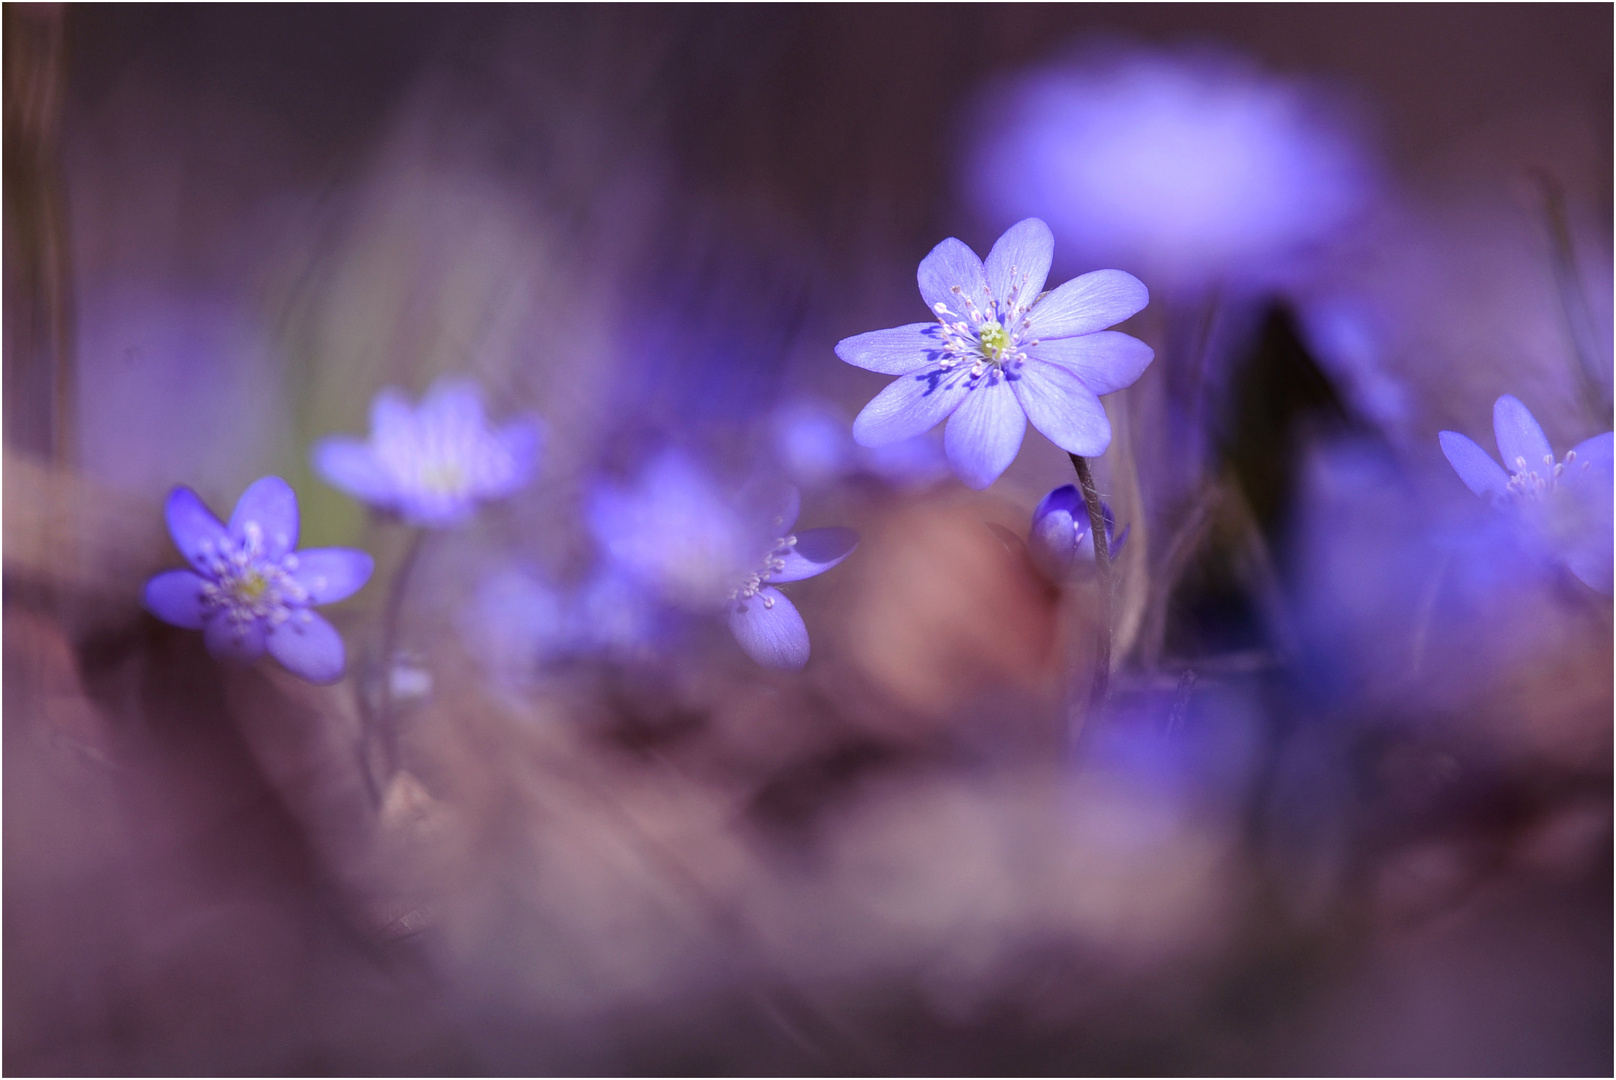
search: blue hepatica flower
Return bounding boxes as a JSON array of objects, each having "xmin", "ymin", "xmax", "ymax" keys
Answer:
[
  {"xmin": 1028, "ymin": 484, "xmax": 1130, "ymax": 581},
  {"xmin": 965, "ymin": 49, "xmax": 1371, "ymax": 290},
  {"xmin": 143, "ymin": 477, "xmax": 374, "ymax": 682},
  {"xmin": 587, "ymin": 452, "xmax": 857, "ymax": 669},
  {"xmin": 1439, "ymin": 394, "xmax": 1614, "ymax": 594},
  {"xmin": 313, "ymin": 377, "xmax": 542, "ymax": 527},
  {"xmin": 837, "ymin": 218, "xmax": 1153, "ymax": 490}
]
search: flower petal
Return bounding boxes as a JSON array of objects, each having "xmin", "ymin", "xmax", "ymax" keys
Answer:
[
  {"xmin": 772, "ymin": 527, "xmax": 858, "ymax": 583},
  {"xmin": 290, "ymin": 548, "xmax": 374, "ymax": 605},
  {"xmin": 312, "ymin": 437, "xmax": 396, "ymax": 506},
  {"xmin": 852, "ymin": 367, "xmax": 972, "ymax": 447},
  {"xmin": 1029, "ymin": 331, "xmax": 1155, "ymax": 396},
  {"xmin": 266, "ymin": 611, "xmax": 346, "ymax": 684},
  {"xmin": 944, "ymin": 376, "xmax": 1027, "ymax": 490},
  {"xmin": 835, "ymin": 323, "xmax": 947, "ymax": 375},
  {"xmin": 918, "ymin": 237, "xmax": 990, "ymax": 322},
  {"xmin": 984, "ymin": 218, "xmax": 1054, "ymax": 318},
  {"xmin": 164, "ymin": 486, "xmax": 230, "ymax": 574},
  {"xmin": 1438, "ymin": 431, "xmax": 1509, "ymax": 500},
  {"xmin": 1012, "ymin": 359, "xmax": 1112, "ymax": 457},
  {"xmin": 728, "ymin": 587, "xmax": 810, "ymax": 670},
  {"xmin": 1029, "ymin": 489, "xmax": 1081, "ymax": 579},
  {"xmin": 484, "ymin": 417, "xmax": 543, "ymax": 498},
  {"xmin": 1492, "ymin": 395, "xmax": 1553, "ymax": 474},
  {"xmin": 422, "ymin": 376, "xmax": 486, "ymax": 431},
  {"xmin": 1026, "ymin": 269, "xmax": 1149, "ymax": 340},
  {"xmin": 143, "ymin": 569, "xmax": 208, "ymax": 629},
  {"xmin": 229, "ymin": 476, "xmax": 299, "ymax": 561},
  {"xmin": 370, "ymin": 387, "xmax": 414, "ymax": 445},
  {"xmin": 1567, "ymin": 430, "xmax": 1614, "ymax": 487},
  {"xmin": 737, "ymin": 477, "xmax": 801, "ymax": 535},
  {"xmin": 203, "ymin": 614, "xmax": 267, "ymax": 663}
]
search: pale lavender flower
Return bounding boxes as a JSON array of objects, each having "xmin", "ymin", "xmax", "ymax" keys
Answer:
[
  {"xmin": 587, "ymin": 452, "xmax": 857, "ymax": 669},
  {"xmin": 837, "ymin": 218, "xmax": 1152, "ymax": 490},
  {"xmin": 966, "ymin": 49, "xmax": 1372, "ymax": 289},
  {"xmin": 1028, "ymin": 484, "xmax": 1130, "ymax": 581},
  {"xmin": 143, "ymin": 477, "xmax": 374, "ymax": 683},
  {"xmin": 313, "ymin": 377, "xmax": 542, "ymax": 527},
  {"xmin": 1439, "ymin": 395, "xmax": 1613, "ymax": 593}
]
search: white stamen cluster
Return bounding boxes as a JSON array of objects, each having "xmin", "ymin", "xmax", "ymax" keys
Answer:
[
  {"xmin": 729, "ymin": 534, "xmax": 797, "ymax": 612},
  {"xmin": 1506, "ymin": 450, "xmax": 1586, "ymax": 502},
  {"xmin": 929, "ymin": 265, "xmax": 1041, "ymax": 383},
  {"xmin": 196, "ymin": 521, "xmax": 311, "ymax": 637}
]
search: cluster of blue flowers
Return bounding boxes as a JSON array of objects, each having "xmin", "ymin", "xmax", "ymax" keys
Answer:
[{"xmin": 142, "ymin": 216, "xmax": 1612, "ymax": 694}]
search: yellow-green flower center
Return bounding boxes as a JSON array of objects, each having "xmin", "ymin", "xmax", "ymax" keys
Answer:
[
  {"xmin": 978, "ymin": 320, "xmax": 1010, "ymax": 361},
  {"xmin": 233, "ymin": 571, "xmax": 270, "ymax": 603},
  {"xmin": 419, "ymin": 460, "xmax": 467, "ymax": 495}
]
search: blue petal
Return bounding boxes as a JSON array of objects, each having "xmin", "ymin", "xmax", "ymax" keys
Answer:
[
  {"xmin": 229, "ymin": 476, "xmax": 299, "ymax": 561},
  {"xmin": 164, "ymin": 486, "xmax": 230, "ymax": 574},
  {"xmin": 1029, "ymin": 331, "xmax": 1155, "ymax": 396},
  {"xmin": 370, "ymin": 388, "xmax": 414, "ymax": 446},
  {"xmin": 203, "ymin": 614, "xmax": 267, "ymax": 663},
  {"xmin": 1012, "ymin": 359, "xmax": 1112, "ymax": 457},
  {"xmin": 422, "ymin": 376, "xmax": 486, "ymax": 430},
  {"xmin": 1492, "ymin": 395, "xmax": 1553, "ymax": 474},
  {"xmin": 771, "ymin": 527, "xmax": 858, "ymax": 583},
  {"xmin": 1567, "ymin": 430, "xmax": 1614, "ymax": 486},
  {"xmin": 983, "ymin": 218, "xmax": 1054, "ymax": 318},
  {"xmin": 290, "ymin": 548, "xmax": 374, "ymax": 605},
  {"xmin": 852, "ymin": 367, "xmax": 972, "ymax": 447},
  {"xmin": 1033, "ymin": 483, "xmax": 1082, "ymax": 524},
  {"xmin": 312, "ymin": 437, "xmax": 397, "ymax": 506},
  {"xmin": 491, "ymin": 417, "xmax": 544, "ymax": 496},
  {"xmin": 1025, "ymin": 269, "xmax": 1149, "ymax": 340},
  {"xmin": 918, "ymin": 237, "xmax": 990, "ymax": 322},
  {"xmin": 1438, "ymin": 431, "xmax": 1508, "ymax": 499},
  {"xmin": 144, "ymin": 569, "xmax": 208, "ymax": 629},
  {"xmin": 266, "ymin": 611, "xmax": 346, "ymax": 683},
  {"xmin": 835, "ymin": 323, "xmax": 945, "ymax": 375},
  {"xmin": 944, "ymin": 376, "xmax": 1027, "ymax": 489},
  {"xmin": 1029, "ymin": 504, "xmax": 1079, "ymax": 578},
  {"xmin": 728, "ymin": 587, "xmax": 810, "ymax": 669},
  {"xmin": 738, "ymin": 477, "xmax": 801, "ymax": 535}
]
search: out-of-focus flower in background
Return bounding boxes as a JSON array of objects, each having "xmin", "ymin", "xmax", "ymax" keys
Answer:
[
  {"xmin": 1027, "ymin": 483, "xmax": 1129, "ymax": 582},
  {"xmin": 143, "ymin": 476, "xmax": 373, "ymax": 682},
  {"xmin": 771, "ymin": 397, "xmax": 949, "ymax": 492},
  {"xmin": 1440, "ymin": 394, "xmax": 1613, "ymax": 593},
  {"xmin": 312, "ymin": 377, "xmax": 542, "ymax": 527},
  {"xmin": 840, "ymin": 217, "xmax": 1152, "ymax": 488},
  {"xmin": 966, "ymin": 48, "xmax": 1373, "ymax": 291},
  {"xmin": 586, "ymin": 451, "xmax": 856, "ymax": 668}
]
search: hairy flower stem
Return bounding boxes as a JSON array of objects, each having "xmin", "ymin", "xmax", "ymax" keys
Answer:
[{"xmin": 1069, "ymin": 453, "xmax": 1113, "ymax": 719}]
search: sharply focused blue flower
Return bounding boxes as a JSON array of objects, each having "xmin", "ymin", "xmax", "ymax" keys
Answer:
[
  {"xmin": 143, "ymin": 477, "xmax": 374, "ymax": 682},
  {"xmin": 1440, "ymin": 395, "xmax": 1613, "ymax": 593},
  {"xmin": 313, "ymin": 377, "xmax": 542, "ymax": 527},
  {"xmin": 965, "ymin": 49, "xmax": 1372, "ymax": 289},
  {"xmin": 1028, "ymin": 484, "xmax": 1130, "ymax": 581},
  {"xmin": 587, "ymin": 452, "xmax": 857, "ymax": 669},
  {"xmin": 837, "ymin": 218, "xmax": 1152, "ymax": 490}
]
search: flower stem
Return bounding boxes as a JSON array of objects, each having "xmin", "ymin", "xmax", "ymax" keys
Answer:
[
  {"xmin": 363, "ymin": 527, "xmax": 426, "ymax": 800},
  {"xmin": 1069, "ymin": 453, "xmax": 1113, "ymax": 717}
]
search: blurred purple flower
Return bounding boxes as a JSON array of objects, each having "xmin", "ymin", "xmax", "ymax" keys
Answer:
[
  {"xmin": 966, "ymin": 49, "xmax": 1372, "ymax": 289},
  {"xmin": 587, "ymin": 452, "xmax": 857, "ymax": 669},
  {"xmin": 838, "ymin": 218, "xmax": 1152, "ymax": 490},
  {"xmin": 313, "ymin": 377, "xmax": 542, "ymax": 527},
  {"xmin": 1028, "ymin": 484, "xmax": 1130, "ymax": 581},
  {"xmin": 772, "ymin": 397, "xmax": 949, "ymax": 491},
  {"xmin": 1439, "ymin": 395, "xmax": 1613, "ymax": 593},
  {"xmin": 143, "ymin": 477, "xmax": 374, "ymax": 683}
]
